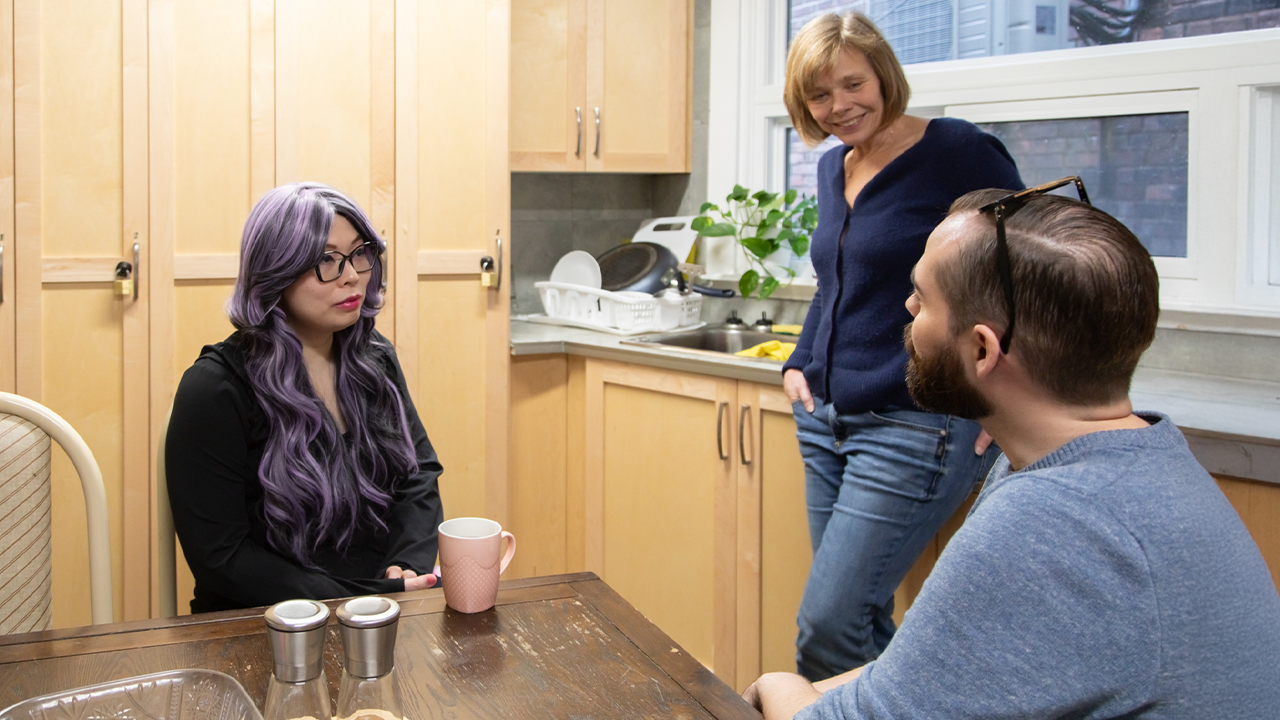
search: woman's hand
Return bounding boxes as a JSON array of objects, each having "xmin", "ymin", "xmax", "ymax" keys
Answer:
[
  {"xmin": 974, "ymin": 429, "xmax": 994, "ymax": 455},
  {"xmin": 385, "ymin": 565, "xmax": 437, "ymax": 590},
  {"xmin": 784, "ymin": 369, "xmax": 815, "ymax": 413}
]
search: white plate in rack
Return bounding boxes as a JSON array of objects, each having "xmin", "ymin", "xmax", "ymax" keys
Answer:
[{"xmin": 549, "ymin": 250, "xmax": 602, "ymax": 288}]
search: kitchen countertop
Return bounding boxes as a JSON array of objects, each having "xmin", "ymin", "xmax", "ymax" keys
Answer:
[{"xmin": 511, "ymin": 320, "xmax": 1280, "ymax": 484}]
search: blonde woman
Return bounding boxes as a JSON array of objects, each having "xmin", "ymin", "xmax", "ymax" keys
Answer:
[{"xmin": 779, "ymin": 13, "xmax": 1023, "ymax": 679}]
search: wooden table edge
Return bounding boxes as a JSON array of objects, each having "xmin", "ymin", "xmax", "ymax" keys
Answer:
[{"xmin": 568, "ymin": 577, "xmax": 761, "ymax": 720}]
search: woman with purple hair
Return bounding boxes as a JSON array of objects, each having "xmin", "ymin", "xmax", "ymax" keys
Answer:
[{"xmin": 166, "ymin": 182, "xmax": 443, "ymax": 613}]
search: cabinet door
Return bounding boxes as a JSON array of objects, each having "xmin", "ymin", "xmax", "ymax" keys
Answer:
[
  {"xmin": 399, "ymin": 0, "xmax": 511, "ymax": 525},
  {"xmin": 735, "ymin": 382, "xmax": 809, "ymax": 689},
  {"xmin": 10, "ymin": 0, "xmax": 152, "ymax": 627},
  {"xmin": 510, "ymin": 0, "xmax": 586, "ymax": 171},
  {"xmin": 149, "ymin": 0, "xmax": 403, "ymax": 616},
  {"xmin": 585, "ymin": 0, "xmax": 690, "ymax": 173},
  {"xmin": 581, "ymin": 359, "xmax": 738, "ymax": 683}
]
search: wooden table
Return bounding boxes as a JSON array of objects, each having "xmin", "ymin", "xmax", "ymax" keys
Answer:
[{"xmin": 0, "ymin": 573, "xmax": 758, "ymax": 720}]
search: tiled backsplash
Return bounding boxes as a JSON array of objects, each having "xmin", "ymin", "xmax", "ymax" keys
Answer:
[{"xmin": 510, "ymin": 173, "xmax": 691, "ymax": 316}]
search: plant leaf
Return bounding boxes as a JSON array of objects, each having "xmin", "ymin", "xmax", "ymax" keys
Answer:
[
  {"xmin": 698, "ymin": 202, "xmax": 717, "ymax": 214},
  {"xmin": 784, "ymin": 189, "xmax": 798, "ymax": 204},
  {"xmin": 751, "ymin": 190, "xmax": 775, "ymax": 204},
  {"xmin": 741, "ymin": 236, "xmax": 776, "ymax": 259},
  {"xmin": 775, "ymin": 228, "xmax": 796, "ymax": 242},
  {"xmin": 759, "ymin": 276, "xmax": 780, "ymax": 299},
  {"xmin": 729, "ymin": 185, "xmax": 750, "ymax": 202},
  {"xmin": 690, "ymin": 215, "xmax": 713, "ymax": 232},
  {"xmin": 802, "ymin": 206, "xmax": 819, "ymax": 229},
  {"xmin": 761, "ymin": 210, "xmax": 785, "ymax": 229},
  {"xmin": 698, "ymin": 222, "xmax": 738, "ymax": 237},
  {"xmin": 739, "ymin": 269, "xmax": 760, "ymax": 298},
  {"xmin": 789, "ymin": 236, "xmax": 810, "ymax": 256}
]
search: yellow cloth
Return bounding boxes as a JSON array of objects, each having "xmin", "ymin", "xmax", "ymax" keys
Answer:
[
  {"xmin": 736, "ymin": 340, "xmax": 796, "ymax": 361},
  {"xmin": 770, "ymin": 324, "xmax": 802, "ymax": 335}
]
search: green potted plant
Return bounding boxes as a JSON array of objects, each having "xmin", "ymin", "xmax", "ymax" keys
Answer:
[{"xmin": 691, "ymin": 185, "xmax": 818, "ymax": 299}]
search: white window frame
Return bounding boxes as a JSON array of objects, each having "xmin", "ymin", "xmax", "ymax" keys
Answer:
[
  {"xmin": 1244, "ymin": 86, "xmax": 1280, "ymax": 309},
  {"xmin": 707, "ymin": 0, "xmax": 1280, "ymax": 333}
]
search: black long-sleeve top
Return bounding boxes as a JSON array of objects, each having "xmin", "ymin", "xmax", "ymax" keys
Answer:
[{"xmin": 166, "ymin": 331, "xmax": 443, "ymax": 613}]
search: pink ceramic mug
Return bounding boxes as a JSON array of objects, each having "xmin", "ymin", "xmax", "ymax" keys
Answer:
[{"xmin": 438, "ymin": 517, "xmax": 517, "ymax": 613}]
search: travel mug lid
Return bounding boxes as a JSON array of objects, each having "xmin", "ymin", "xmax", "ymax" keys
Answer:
[
  {"xmin": 263, "ymin": 599, "xmax": 330, "ymax": 683},
  {"xmin": 337, "ymin": 596, "xmax": 400, "ymax": 678}
]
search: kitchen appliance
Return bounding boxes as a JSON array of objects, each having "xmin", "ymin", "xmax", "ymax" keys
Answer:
[{"xmin": 632, "ymin": 216, "xmax": 700, "ymax": 263}]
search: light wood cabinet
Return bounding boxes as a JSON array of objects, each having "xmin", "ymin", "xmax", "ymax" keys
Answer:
[
  {"xmin": 734, "ymin": 381, "xmax": 810, "ymax": 690},
  {"xmin": 509, "ymin": 0, "xmax": 691, "ymax": 173},
  {"xmin": 510, "ymin": 356, "xmax": 807, "ymax": 689},
  {"xmin": 510, "ymin": 354, "xmax": 981, "ymax": 691},
  {"xmin": 4, "ymin": 0, "xmax": 510, "ymax": 626}
]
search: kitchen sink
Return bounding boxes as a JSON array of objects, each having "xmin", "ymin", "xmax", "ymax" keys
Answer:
[{"xmin": 621, "ymin": 325, "xmax": 798, "ymax": 357}]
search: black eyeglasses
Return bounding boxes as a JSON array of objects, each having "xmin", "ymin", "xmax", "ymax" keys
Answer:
[
  {"xmin": 315, "ymin": 242, "xmax": 376, "ymax": 282},
  {"xmin": 979, "ymin": 176, "xmax": 1091, "ymax": 355}
]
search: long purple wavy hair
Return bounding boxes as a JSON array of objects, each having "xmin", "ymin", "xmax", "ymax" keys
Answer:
[{"xmin": 228, "ymin": 182, "xmax": 418, "ymax": 567}]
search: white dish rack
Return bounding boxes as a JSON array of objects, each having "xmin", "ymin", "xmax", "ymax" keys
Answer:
[{"xmin": 533, "ymin": 281, "xmax": 701, "ymax": 334}]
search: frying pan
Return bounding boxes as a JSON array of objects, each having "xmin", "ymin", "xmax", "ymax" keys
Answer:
[{"xmin": 597, "ymin": 242, "xmax": 734, "ymax": 297}]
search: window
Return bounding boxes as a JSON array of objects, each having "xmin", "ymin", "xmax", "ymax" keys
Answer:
[
  {"xmin": 978, "ymin": 113, "xmax": 1189, "ymax": 259},
  {"xmin": 789, "ymin": 0, "xmax": 1279, "ymax": 63},
  {"xmin": 1245, "ymin": 86, "xmax": 1280, "ymax": 308},
  {"xmin": 708, "ymin": 0, "xmax": 1280, "ymax": 327}
]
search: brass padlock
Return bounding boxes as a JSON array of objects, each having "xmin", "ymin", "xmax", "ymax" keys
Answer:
[
  {"xmin": 480, "ymin": 271, "xmax": 495, "ymax": 287},
  {"xmin": 479, "ymin": 255, "xmax": 496, "ymax": 287},
  {"xmin": 114, "ymin": 261, "xmax": 133, "ymax": 298}
]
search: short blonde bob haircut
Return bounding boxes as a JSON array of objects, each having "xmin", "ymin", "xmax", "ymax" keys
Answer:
[{"xmin": 785, "ymin": 13, "xmax": 911, "ymax": 147}]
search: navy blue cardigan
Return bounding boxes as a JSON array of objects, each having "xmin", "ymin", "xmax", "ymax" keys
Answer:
[{"xmin": 782, "ymin": 118, "xmax": 1023, "ymax": 414}]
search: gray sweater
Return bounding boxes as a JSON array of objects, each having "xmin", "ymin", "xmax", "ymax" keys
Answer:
[{"xmin": 798, "ymin": 413, "xmax": 1280, "ymax": 719}]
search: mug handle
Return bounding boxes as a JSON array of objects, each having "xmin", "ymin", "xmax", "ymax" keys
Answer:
[{"xmin": 498, "ymin": 531, "xmax": 517, "ymax": 575}]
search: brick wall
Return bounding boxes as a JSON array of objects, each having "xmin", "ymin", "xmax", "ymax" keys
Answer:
[
  {"xmin": 978, "ymin": 113, "xmax": 1189, "ymax": 257},
  {"xmin": 1135, "ymin": 0, "xmax": 1280, "ymax": 40}
]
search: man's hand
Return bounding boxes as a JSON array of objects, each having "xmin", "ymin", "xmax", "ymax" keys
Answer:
[
  {"xmin": 784, "ymin": 369, "xmax": 815, "ymax": 413},
  {"xmin": 813, "ymin": 666, "xmax": 863, "ymax": 693},
  {"xmin": 742, "ymin": 672, "xmax": 823, "ymax": 719}
]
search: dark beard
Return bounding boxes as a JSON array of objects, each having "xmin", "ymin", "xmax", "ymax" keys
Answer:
[{"xmin": 904, "ymin": 324, "xmax": 993, "ymax": 420}]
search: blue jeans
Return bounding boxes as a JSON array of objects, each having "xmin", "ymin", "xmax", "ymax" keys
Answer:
[{"xmin": 792, "ymin": 399, "xmax": 996, "ymax": 680}]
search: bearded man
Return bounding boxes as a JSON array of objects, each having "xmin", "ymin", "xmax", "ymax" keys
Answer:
[{"xmin": 744, "ymin": 180, "xmax": 1280, "ymax": 719}]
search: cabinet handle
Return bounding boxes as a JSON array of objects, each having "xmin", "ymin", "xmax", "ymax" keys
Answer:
[
  {"xmin": 495, "ymin": 230, "xmax": 504, "ymax": 291},
  {"xmin": 575, "ymin": 107, "xmax": 582, "ymax": 157},
  {"xmin": 739, "ymin": 405, "xmax": 752, "ymax": 465},
  {"xmin": 594, "ymin": 107, "xmax": 601, "ymax": 157},
  {"xmin": 132, "ymin": 241, "xmax": 140, "ymax": 301},
  {"xmin": 716, "ymin": 401, "xmax": 728, "ymax": 460}
]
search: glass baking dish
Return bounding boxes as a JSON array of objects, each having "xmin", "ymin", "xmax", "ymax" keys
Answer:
[{"xmin": 0, "ymin": 669, "xmax": 263, "ymax": 720}]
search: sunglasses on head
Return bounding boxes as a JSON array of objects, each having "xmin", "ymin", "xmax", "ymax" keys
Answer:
[{"xmin": 978, "ymin": 176, "xmax": 1092, "ymax": 355}]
